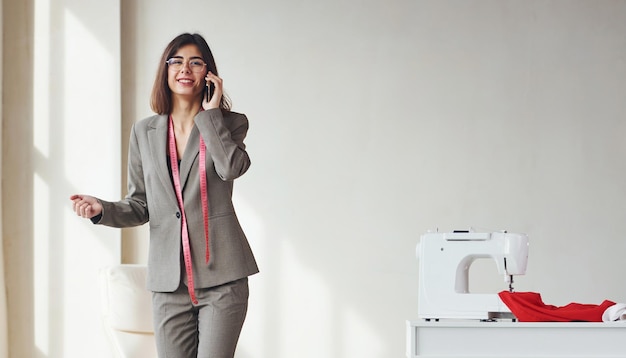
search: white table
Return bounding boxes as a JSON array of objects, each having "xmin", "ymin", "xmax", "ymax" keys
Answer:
[{"xmin": 406, "ymin": 319, "xmax": 626, "ymax": 357}]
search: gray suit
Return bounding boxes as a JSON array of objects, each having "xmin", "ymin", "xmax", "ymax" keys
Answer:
[{"xmin": 96, "ymin": 108, "xmax": 259, "ymax": 291}]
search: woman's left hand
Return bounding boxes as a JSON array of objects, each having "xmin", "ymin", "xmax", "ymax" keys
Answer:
[{"xmin": 203, "ymin": 71, "xmax": 223, "ymax": 110}]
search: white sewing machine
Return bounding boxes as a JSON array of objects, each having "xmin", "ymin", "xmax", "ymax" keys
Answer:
[{"xmin": 416, "ymin": 230, "xmax": 529, "ymax": 321}]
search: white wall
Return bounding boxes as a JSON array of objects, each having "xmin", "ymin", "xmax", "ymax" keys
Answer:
[
  {"xmin": 117, "ymin": 1, "xmax": 626, "ymax": 358},
  {"xmin": 3, "ymin": 0, "xmax": 121, "ymax": 357}
]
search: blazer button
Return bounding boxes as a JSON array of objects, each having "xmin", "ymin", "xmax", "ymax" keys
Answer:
[{"xmin": 176, "ymin": 212, "xmax": 181, "ymax": 219}]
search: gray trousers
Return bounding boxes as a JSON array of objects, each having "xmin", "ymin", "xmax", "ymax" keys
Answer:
[{"xmin": 152, "ymin": 278, "xmax": 249, "ymax": 358}]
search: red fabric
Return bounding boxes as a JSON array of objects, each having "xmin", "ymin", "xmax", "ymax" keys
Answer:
[{"xmin": 498, "ymin": 291, "xmax": 615, "ymax": 322}]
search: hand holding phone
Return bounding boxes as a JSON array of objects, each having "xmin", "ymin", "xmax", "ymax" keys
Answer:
[{"xmin": 203, "ymin": 71, "xmax": 222, "ymax": 110}]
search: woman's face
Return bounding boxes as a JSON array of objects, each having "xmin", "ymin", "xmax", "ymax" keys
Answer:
[{"xmin": 166, "ymin": 44, "xmax": 207, "ymax": 100}]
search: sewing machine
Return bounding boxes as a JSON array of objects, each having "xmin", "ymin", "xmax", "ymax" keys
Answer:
[
  {"xmin": 416, "ymin": 230, "xmax": 529, "ymax": 321},
  {"xmin": 408, "ymin": 229, "xmax": 626, "ymax": 358}
]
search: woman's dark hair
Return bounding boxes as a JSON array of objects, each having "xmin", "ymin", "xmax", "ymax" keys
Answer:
[{"xmin": 150, "ymin": 33, "xmax": 231, "ymax": 114}]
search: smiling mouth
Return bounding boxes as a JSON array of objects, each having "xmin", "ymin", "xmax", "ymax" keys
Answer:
[{"xmin": 177, "ymin": 79, "xmax": 194, "ymax": 84}]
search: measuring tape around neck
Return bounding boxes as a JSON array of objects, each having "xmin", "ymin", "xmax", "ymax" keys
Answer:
[{"xmin": 168, "ymin": 115, "xmax": 210, "ymax": 304}]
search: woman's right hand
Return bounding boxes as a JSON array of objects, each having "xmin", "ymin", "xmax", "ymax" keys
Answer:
[
  {"xmin": 70, "ymin": 194, "xmax": 103, "ymax": 219},
  {"xmin": 202, "ymin": 71, "xmax": 223, "ymax": 110}
]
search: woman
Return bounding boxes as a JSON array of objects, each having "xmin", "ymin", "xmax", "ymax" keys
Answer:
[{"xmin": 70, "ymin": 33, "xmax": 258, "ymax": 358}]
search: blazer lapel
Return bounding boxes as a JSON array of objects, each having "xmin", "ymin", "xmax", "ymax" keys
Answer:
[
  {"xmin": 148, "ymin": 115, "xmax": 178, "ymax": 205},
  {"xmin": 179, "ymin": 125, "xmax": 200, "ymax": 190}
]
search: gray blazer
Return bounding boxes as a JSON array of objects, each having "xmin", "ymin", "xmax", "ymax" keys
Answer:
[{"xmin": 96, "ymin": 108, "xmax": 259, "ymax": 292}]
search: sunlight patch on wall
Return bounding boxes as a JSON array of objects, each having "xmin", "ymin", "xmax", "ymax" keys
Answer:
[
  {"xmin": 33, "ymin": 173, "xmax": 50, "ymax": 355},
  {"xmin": 230, "ymin": 192, "xmax": 268, "ymax": 353},
  {"xmin": 233, "ymin": 192, "xmax": 265, "ymax": 240},
  {"xmin": 34, "ymin": 0, "xmax": 50, "ymax": 158},
  {"xmin": 62, "ymin": 9, "xmax": 118, "ymax": 190},
  {"xmin": 341, "ymin": 306, "xmax": 383, "ymax": 357},
  {"xmin": 33, "ymin": 0, "xmax": 51, "ymax": 354},
  {"xmin": 232, "ymin": 192, "xmax": 387, "ymax": 357},
  {"xmin": 60, "ymin": 6, "xmax": 120, "ymax": 357},
  {"xmin": 278, "ymin": 239, "xmax": 333, "ymax": 357}
]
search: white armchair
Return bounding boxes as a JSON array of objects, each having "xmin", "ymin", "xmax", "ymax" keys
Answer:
[{"xmin": 100, "ymin": 264, "xmax": 157, "ymax": 358}]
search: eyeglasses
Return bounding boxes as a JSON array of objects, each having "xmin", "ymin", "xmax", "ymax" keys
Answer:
[{"xmin": 165, "ymin": 58, "xmax": 207, "ymax": 72}]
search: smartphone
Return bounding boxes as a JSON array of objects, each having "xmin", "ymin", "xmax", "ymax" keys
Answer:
[{"xmin": 204, "ymin": 82, "xmax": 215, "ymax": 102}]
